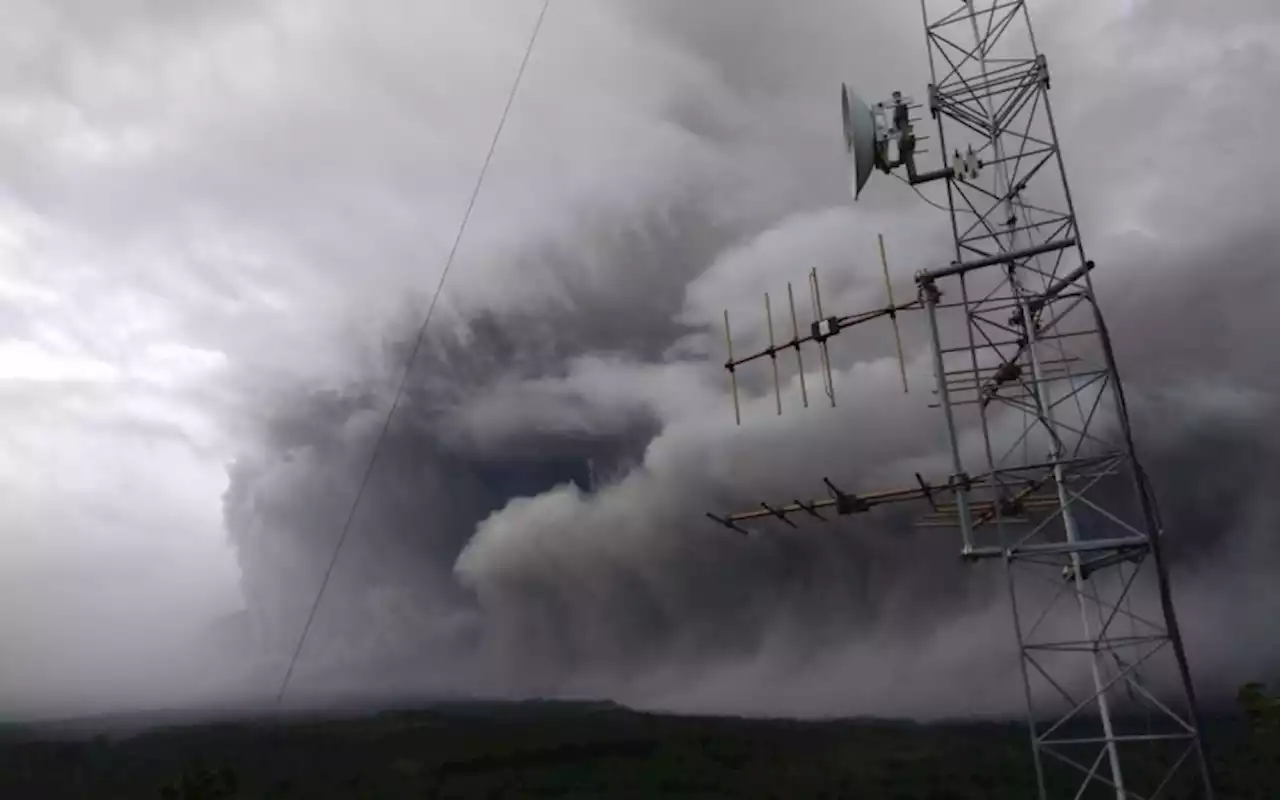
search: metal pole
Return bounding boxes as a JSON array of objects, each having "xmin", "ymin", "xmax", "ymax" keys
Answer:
[
  {"xmin": 879, "ymin": 234, "xmax": 910, "ymax": 394},
  {"xmin": 964, "ymin": 2, "xmax": 1122, "ymax": 793},
  {"xmin": 959, "ymin": 270, "xmax": 1048, "ymax": 799},
  {"xmin": 1035, "ymin": 22, "xmax": 1216, "ymax": 793},
  {"xmin": 1003, "ymin": 553, "xmax": 1050, "ymax": 800},
  {"xmin": 766, "ymin": 293, "xmax": 782, "ymax": 416},
  {"xmin": 923, "ymin": 282, "xmax": 976, "ymax": 554},
  {"xmin": 724, "ymin": 309, "xmax": 741, "ymax": 426},
  {"xmin": 1013, "ymin": 267, "xmax": 1127, "ymax": 799}
]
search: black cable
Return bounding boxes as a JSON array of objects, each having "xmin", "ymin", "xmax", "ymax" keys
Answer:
[
  {"xmin": 274, "ymin": 0, "xmax": 553, "ymax": 705},
  {"xmin": 892, "ymin": 172, "xmax": 951, "ymax": 212}
]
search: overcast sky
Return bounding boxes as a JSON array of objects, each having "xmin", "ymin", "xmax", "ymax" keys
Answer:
[{"xmin": 2, "ymin": 0, "xmax": 1278, "ymax": 721}]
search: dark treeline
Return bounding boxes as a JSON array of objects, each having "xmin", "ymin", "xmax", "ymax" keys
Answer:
[{"xmin": 1, "ymin": 693, "xmax": 1276, "ymax": 799}]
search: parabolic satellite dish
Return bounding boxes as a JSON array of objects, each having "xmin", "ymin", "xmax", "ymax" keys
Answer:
[{"xmin": 841, "ymin": 83, "xmax": 879, "ymax": 200}]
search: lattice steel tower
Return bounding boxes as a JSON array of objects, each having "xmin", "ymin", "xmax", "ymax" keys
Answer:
[{"xmin": 708, "ymin": 2, "xmax": 1216, "ymax": 797}]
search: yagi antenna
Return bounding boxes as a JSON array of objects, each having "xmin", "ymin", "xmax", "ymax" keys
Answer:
[
  {"xmin": 718, "ymin": 235, "xmax": 920, "ymax": 425},
  {"xmin": 721, "ymin": 274, "xmax": 834, "ymax": 425}
]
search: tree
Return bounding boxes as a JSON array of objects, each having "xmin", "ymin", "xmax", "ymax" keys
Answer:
[
  {"xmin": 158, "ymin": 763, "xmax": 239, "ymax": 800},
  {"xmin": 1238, "ymin": 682, "xmax": 1280, "ymax": 741}
]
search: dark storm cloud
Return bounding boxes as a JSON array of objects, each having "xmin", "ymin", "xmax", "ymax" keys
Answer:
[
  {"xmin": 212, "ymin": 0, "xmax": 1280, "ymax": 718},
  {"xmin": 4, "ymin": 0, "xmax": 1276, "ymax": 720}
]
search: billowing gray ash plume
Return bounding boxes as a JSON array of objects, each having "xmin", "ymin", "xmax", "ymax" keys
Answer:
[{"xmin": 206, "ymin": 0, "xmax": 1280, "ymax": 717}]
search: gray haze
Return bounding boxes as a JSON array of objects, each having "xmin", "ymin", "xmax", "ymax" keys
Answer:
[{"xmin": 1, "ymin": 0, "xmax": 1278, "ymax": 721}]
